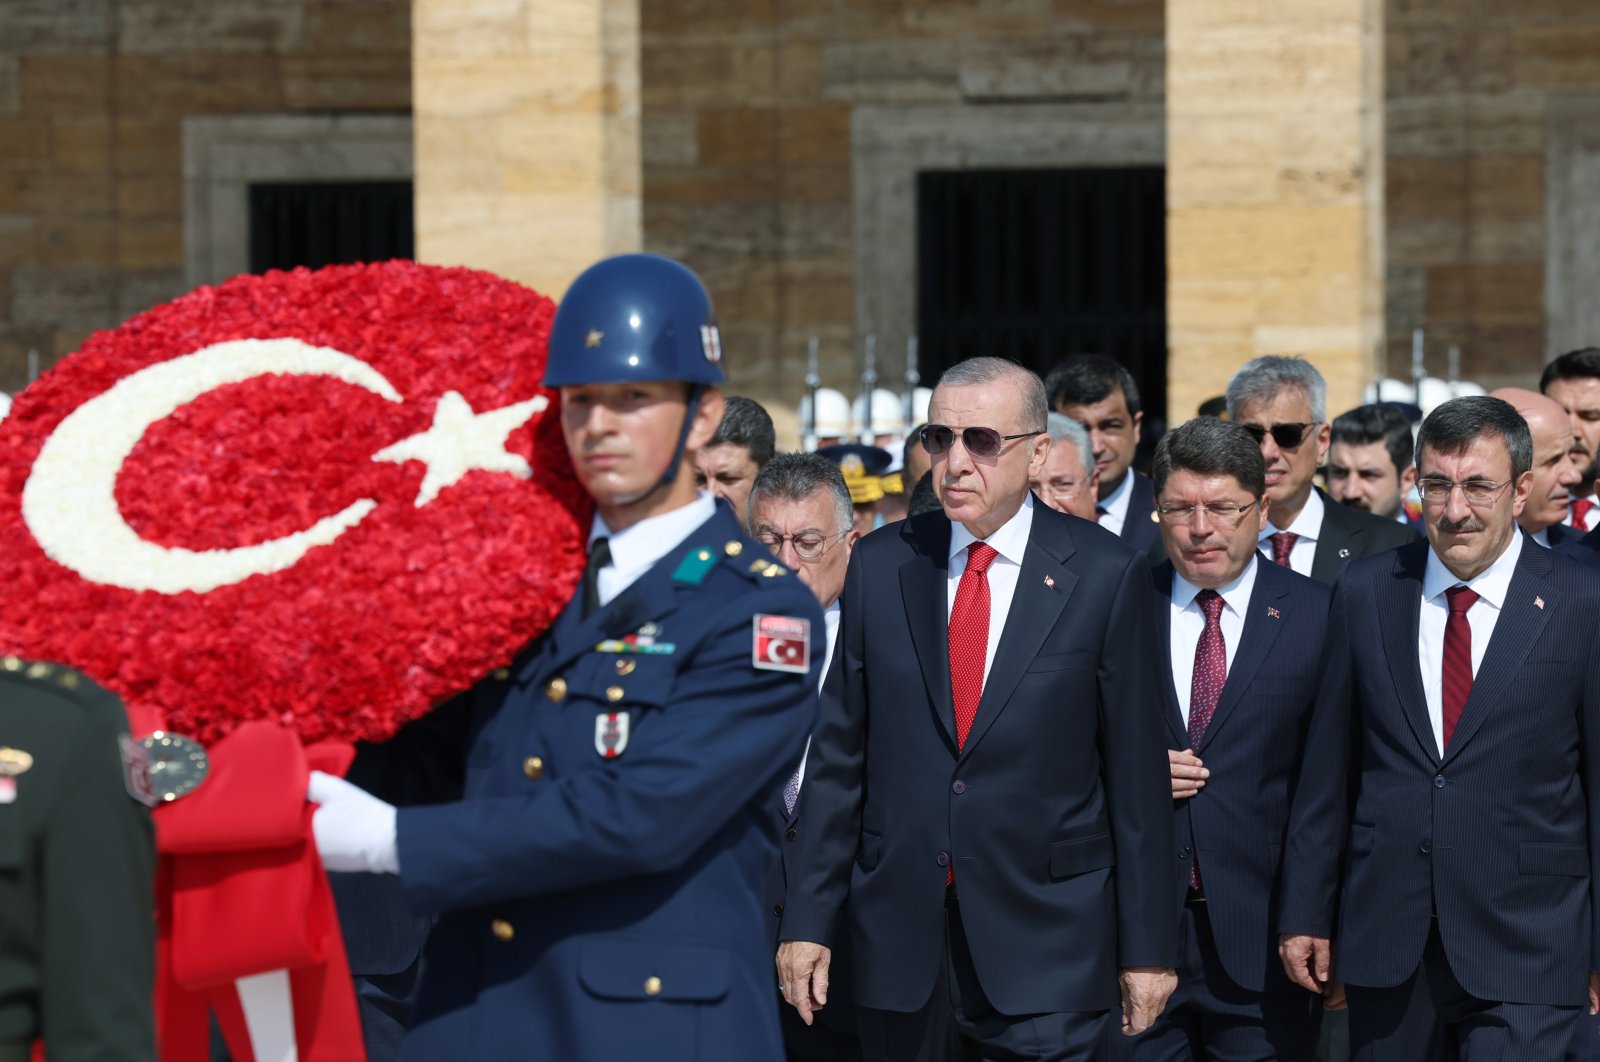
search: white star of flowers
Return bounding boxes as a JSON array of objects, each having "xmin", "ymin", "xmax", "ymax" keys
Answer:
[{"xmin": 373, "ymin": 391, "xmax": 549, "ymax": 507}]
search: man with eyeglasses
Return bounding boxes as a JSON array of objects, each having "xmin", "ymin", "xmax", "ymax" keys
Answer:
[
  {"xmin": 750, "ymin": 453, "xmax": 864, "ymax": 1062},
  {"xmin": 1107, "ymin": 416, "xmax": 1329, "ymax": 1061},
  {"xmin": 777, "ymin": 356, "xmax": 1176, "ymax": 1060},
  {"xmin": 1031, "ymin": 412, "xmax": 1100, "ymax": 521},
  {"xmin": 1487, "ymin": 388, "xmax": 1584, "ymax": 548},
  {"xmin": 1280, "ymin": 395, "xmax": 1600, "ymax": 1059},
  {"xmin": 1227, "ymin": 356, "xmax": 1418, "ymax": 584}
]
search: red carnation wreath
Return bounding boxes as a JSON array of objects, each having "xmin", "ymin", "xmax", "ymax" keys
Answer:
[{"xmin": 0, "ymin": 260, "xmax": 591, "ymax": 746}]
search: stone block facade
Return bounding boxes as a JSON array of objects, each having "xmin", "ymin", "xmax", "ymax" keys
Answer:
[{"xmin": 0, "ymin": 0, "xmax": 409, "ymax": 393}]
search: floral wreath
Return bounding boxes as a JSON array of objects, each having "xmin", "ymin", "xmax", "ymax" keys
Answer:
[{"xmin": 0, "ymin": 260, "xmax": 591, "ymax": 746}]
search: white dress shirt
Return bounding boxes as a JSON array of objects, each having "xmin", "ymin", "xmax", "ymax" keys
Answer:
[
  {"xmin": 588, "ymin": 493, "xmax": 718, "ymax": 606},
  {"xmin": 1532, "ymin": 527, "xmax": 1552, "ymax": 548},
  {"xmin": 787, "ymin": 600, "xmax": 841, "ymax": 804},
  {"xmin": 947, "ymin": 492, "xmax": 1035, "ymax": 686},
  {"xmin": 1169, "ymin": 557, "xmax": 1258, "ymax": 729},
  {"xmin": 1417, "ymin": 531, "xmax": 1522, "ymax": 755},
  {"xmin": 1258, "ymin": 487, "xmax": 1323, "ymax": 577},
  {"xmin": 1097, "ymin": 468, "xmax": 1134, "ymax": 537}
]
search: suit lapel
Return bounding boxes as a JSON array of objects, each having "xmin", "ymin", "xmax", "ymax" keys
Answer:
[
  {"xmin": 1310, "ymin": 492, "xmax": 1361, "ymax": 584},
  {"xmin": 1197, "ymin": 565, "xmax": 1287, "ymax": 754},
  {"xmin": 899, "ymin": 518, "xmax": 959, "ymax": 750},
  {"xmin": 960, "ymin": 513, "xmax": 1078, "ymax": 759},
  {"xmin": 1442, "ymin": 544, "xmax": 1557, "ymax": 763},
  {"xmin": 1376, "ymin": 544, "xmax": 1438, "ymax": 765},
  {"xmin": 1152, "ymin": 564, "xmax": 1188, "ymax": 747}
]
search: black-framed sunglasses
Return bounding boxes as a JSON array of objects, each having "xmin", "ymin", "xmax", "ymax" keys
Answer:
[
  {"xmin": 1239, "ymin": 421, "xmax": 1317, "ymax": 449},
  {"xmin": 919, "ymin": 423, "xmax": 1043, "ymax": 458}
]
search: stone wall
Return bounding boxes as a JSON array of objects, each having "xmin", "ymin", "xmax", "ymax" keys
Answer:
[
  {"xmin": 638, "ymin": 0, "xmax": 1164, "ymax": 429},
  {"xmin": 1385, "ymin": 0, "xmax": 1600, "ymax": 390},
  {"xmin": 0, "ymin": 0, "xmax": 410, "ymax": 393}
]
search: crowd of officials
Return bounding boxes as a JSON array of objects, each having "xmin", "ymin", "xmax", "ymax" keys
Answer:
[{"xmin": 10, "ymin": 252, "xmax": 1600, "ymax": 1062}]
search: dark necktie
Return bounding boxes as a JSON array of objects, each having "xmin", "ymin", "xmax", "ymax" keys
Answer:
[
  {"xmin": 1187, "ymin": 589, "xmax": 1227, "ymax": 891},
  {"xmin": 1441, "ymin": 585, "xmax": 1479, "ymax": 749},
  {"xmin": 1269, "ymin": 531, "xmax": 1298, "ymax": 568},
  {"xmin": 947, "ymin": 542, "xmax": 998, "ymax": 884},
  {"xmin": 581, "ymin": 537, "xmax": 612, "ymax": 618}
]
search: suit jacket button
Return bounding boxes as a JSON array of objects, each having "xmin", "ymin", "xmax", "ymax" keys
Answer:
[
  {"xmin": 490, "ymin": 918, "xmax": 515, "ymax": 942},
  {"xmin": 936, "ymin": 851, "xmax": 950, "ymax": 867},
  {"xmin": 1179, "ymin": 847, "xmax": 1191, "ymax": 860},
  {"xmin": 785, "ymin": 827, "xmax": 797, "ymax": 842},
  {"xmin": 773, "ymin": 904, "xmax": 784, "ymax": 918},
  {"xmin": 1420, "ymin": 839, "xmax": 1433, "ymax": 854},
  {"xmin": 644, "ymin": 976, "xmax": 663, "ymax": 996},
  {"xmin": 1434, "ymin": 775, "xmax": 1446, "ymax": 788},
  {"xmin": 546, "ymin": 677, "xmax": 567, "ymax": 702},
  {"xmin": 523, "ymin": 756, "xmax": 544, "ymax": 780},
  {"xmin": 951, "ymin": 780, "xmax": 966, "ymax": 795}
]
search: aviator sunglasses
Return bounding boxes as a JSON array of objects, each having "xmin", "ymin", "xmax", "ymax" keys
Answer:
[
  {"xmin": 1238, "ymin": 421, "xmax": 1316, "ymax": 449},
  {"xmin": 919, "ymin": 423, "xmax": 1043, "ymax": 458}
]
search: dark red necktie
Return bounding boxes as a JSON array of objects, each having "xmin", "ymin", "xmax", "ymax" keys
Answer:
[
  {"xmin": 1573, "ymin": 497, "xmax": 1595, "ymax": 532},
  {"xmin": 1269, "ymin": 531, "xmax": 1298, "ymax": 568},
  {"xmin": 1187, "ymin": 589, "xmax": 1227, "ymax": 890},
  {"xmin": 947, "ymin": 542, "xmax": 997, "ymax": 883},
  {"xmin": 1441, "ymin": 585, "xmax": 1479, "ymax": 749}
]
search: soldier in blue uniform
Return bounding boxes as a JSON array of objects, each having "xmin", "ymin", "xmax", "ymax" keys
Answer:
[{"xmin": 309, "ymin": 253, "xmax": 824, "ymax": 1061}]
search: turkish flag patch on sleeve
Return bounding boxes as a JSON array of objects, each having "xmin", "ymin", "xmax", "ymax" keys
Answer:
[{"xmin": 752, "ymin": 614, "xmax": 811, "ymax": 674}]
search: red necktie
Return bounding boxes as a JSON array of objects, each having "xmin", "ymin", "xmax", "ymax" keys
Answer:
[
  {"xmin": 1269, "ymin": 531, "xmax": 1298, "ymax": 568},
  {"xmin": 1573, "ymin": 497, "xmax": 1595, "ymax": 532},
  {"xmin": 947, "ymin": 542, "xmax": 997, "ymax": 883},
  {"xmin": 1441, "ymin": 586, "xmax": 1479, "ymax": 749},
  {"xmin": 1187, "ymin": 590, "xmax": 1227, "ymax": 890}
]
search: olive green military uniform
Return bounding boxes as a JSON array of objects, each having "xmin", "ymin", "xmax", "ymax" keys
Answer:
[{"xmin": 0, "ymin": 658, "xmax": 155, "ymax": 1062}]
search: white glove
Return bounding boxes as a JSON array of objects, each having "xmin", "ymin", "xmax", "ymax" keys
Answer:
[{"xmin": 308, "ymin": 770, "xmax": 400, "ymax": 875}]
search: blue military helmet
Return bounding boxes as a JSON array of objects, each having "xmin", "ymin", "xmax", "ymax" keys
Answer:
[{"xmin": 543, "ymin": 253, "xmax": 727, "ymax": 387}]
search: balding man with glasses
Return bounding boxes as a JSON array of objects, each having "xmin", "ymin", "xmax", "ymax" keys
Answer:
[
  {"xmin": 777, "ymin": 356, "xmax": 1177, "ymax": 1061},
  {"xmin": 1227, "ymin": 357, "xmax": 1418, "ymax": 584}
]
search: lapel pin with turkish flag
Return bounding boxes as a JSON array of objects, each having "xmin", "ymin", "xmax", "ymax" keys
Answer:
[{"xmin": 0, "ymin": 261, "xmax": 593, "ymax": 1062}]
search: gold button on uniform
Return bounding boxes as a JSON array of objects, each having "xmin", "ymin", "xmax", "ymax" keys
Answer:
[
  {"xmin": 724, "ymin": 540, "xmax": 743, "ymax": 557},
  {"xmin": 492, "ymin": 668, "xmax": 510, "ymax": 681},
  {"xmin": 491, "ymin": 919, "xmax": 515, "ymax": 942},
  {"xmin": 523, "ymin": 756, "xmax": 544, "ymax": 780},
  {"xmin": 547, "ymin": 677, "xmax": 567, "ymax": 702},
  {"xmin": 615, "ymin": 659, "xmax": 636, "ymax": 676},
  {"xmin": 644, "ymin": 976, "xmax": 662, "ymax": 996},
  {"xmin": 606, "ymin": 686, "xmax": 625, "ymax": 703}
]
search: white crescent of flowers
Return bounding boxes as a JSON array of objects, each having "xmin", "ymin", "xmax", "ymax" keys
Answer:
[{"xmin": 21, "ymin": 337, "xmax": 547, "ymax": 596}]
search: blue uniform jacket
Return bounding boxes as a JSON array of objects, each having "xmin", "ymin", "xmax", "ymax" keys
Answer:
[{"xmin": 393, "ymin": 506, "xmax": 822, "ymax": 1061}]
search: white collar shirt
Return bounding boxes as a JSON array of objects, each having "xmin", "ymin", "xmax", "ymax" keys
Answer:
[
  {"xmin": 1169, "ymin": 557, "xmax": 1258, "ymax": 729},
  {"xmin": 1418, "ymin": 530, "xmax": 1522, "ymax": 756},
  {"xmin": 947, "ymin": 492, "xmax": 1035, "ymax": 687},
  {"xmin": 588, "ymin": 492, "xmax": 718, "ymax": 607},
  {"xmin": 1258, "ymin": 487, "xmax": 1324, "ymax": 577},
  {"xmin": 1097, "ymin": 468, "xmax": 1134, "ymax": 536},
  {"xmin": 787, "ymin": 600, "xmax": 841, "ymax": 804}
]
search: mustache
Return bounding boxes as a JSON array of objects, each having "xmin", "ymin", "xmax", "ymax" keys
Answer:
[{"xmin": 1435, "ymin": 515, "xmax": 1485, "ymax": 534}]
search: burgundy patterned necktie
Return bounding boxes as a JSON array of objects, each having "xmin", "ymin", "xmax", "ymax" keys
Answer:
[
  {"xmin": 1269, "ymin": 531, "xmax": 1298, "ymax": 568},
  {"xmin": 1441, "ymin": 586, "xmax": 1479, "ymax": 749},
  {"xmin": 1187, "ymin": 589, "xmax": 1227, "ymax": 890}
]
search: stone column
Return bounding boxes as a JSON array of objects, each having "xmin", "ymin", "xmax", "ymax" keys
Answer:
[
  {"xmin": 1165, "ymin": 0, "xmax": 1385, "ymax": 423},
  {"xmin": 412, "ymin": 0, "xmax": 640, "ymax": 299}
]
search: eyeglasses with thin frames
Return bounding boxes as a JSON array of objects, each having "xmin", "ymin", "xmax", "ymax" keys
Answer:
[
  {"xmin": 1415, "ymin": 478, "xmax": 1512, "ymax": 507},
  {"xmin": 1155, "ymin": 500, "xmax": 1259, "ymax": 525},
  {"xmin": 754, "ymin": 528, "xmax": 850, "ymax": 561}
]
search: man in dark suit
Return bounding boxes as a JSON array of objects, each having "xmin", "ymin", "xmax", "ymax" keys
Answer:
[
  {"xmin": 778, "ymin": 356, "xmax": 1178, "ymax": 1060},
  {"xmin": 1280, "ymin": 395, "xmax": 1600, "ymax": 1058},
  {"xmin": 1109, "ymin": 417, "xmax": 1328, "ymax": 1061},
  {"xmin": 1047, "ymin": 354, "xmax": 1161, "ymax": 554},
  {"xmin": 1541, "ymin": 348, "xmax": 1600, "ymax": 537},
  {"xmin": 749, "ymin": 453, "xmax": 862, "ymax": 1062},
  {"xmin": 1489, "ymin": 388, "xmax": 1585, "ymax": 549},
  {"xmin": 1227, "ymin": 357, "xmax": 1418, "ymax": 584}
]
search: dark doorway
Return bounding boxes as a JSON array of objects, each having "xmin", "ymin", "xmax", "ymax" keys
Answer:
[
  {"xmin": 248, "ymin": 180, "xmax": 414, "ymax": 273},
  {"xmin": 916, "ymin": 167, "xmax": 1166, "ymax": 433}
]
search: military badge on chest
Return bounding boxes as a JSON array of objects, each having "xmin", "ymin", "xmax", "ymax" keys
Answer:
[{"xmin": 595, "ymin": 711, "xmax": 631, "ymax": 758}]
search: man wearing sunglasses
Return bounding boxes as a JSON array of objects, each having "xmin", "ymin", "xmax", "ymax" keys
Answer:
[
  {"xmin": 1227, "ymin": 356, "xmax": 1418, "ymax": 584},
  {"xmin": 778, "ymin": 356, "xmax": 1177, "ymax": 1060},
  {"xmin": 1280, "ymin": 395, "xmax": 1600, "ymax": 1059}
]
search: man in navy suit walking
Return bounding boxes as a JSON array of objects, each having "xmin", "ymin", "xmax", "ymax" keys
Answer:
[
  {"xmin": 778, "ymin": 356, "xmax": 1177, "ymax": 1061},
  {"xmin": 1280, "ymin": 395, "xmax": 1600, "ymax": 1059},
  {"xmin": 1111, "ymin": 416, "xmax": 1328, "ymax": 1061}
]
